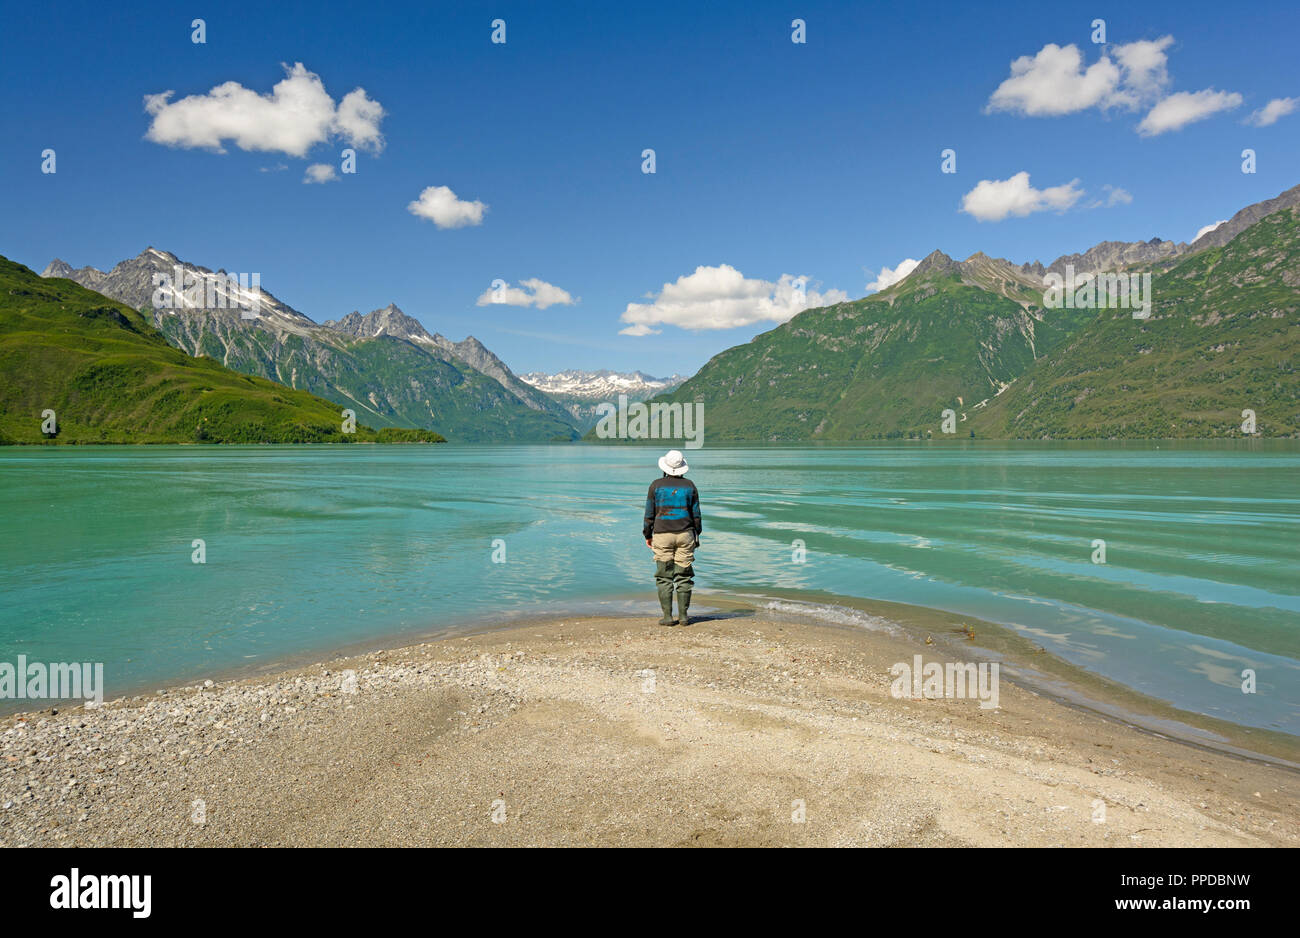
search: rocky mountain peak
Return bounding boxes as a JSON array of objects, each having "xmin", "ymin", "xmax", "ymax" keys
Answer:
[
  {"xmin": 912, "ymin": 249, "xmax": 959, "ymax": 277},
  {"xmin": 323, "ymin": 304, "xmax": 436, "ymax": 345},
  {"xmin": 40, "ymin": 247, "xmax": 313, "ymax": 327},
  {"xmin": 41, "ymin": 259, "xmax": 76, "ymax": 278},
  {"xmin": 885, "ymin": 249, "xmax": 1040, "ymax": 298}
]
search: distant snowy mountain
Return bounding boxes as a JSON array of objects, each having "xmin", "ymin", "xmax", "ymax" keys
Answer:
[
  {"xmin": 520, "ymin": 369, "xmax": 685, "ymax": 399},
  {"xmin": 520, "ymin": 370, "xmax": 687, "ymax": 431}
]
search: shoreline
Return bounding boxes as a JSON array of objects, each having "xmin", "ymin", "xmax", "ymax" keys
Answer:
[
  {"xmin": 4, "ymin": 589, "xmax": 1296, "ymax": 769},
  {"xmin": 739, "ymin": 590, "xmax": 1300, "ymax": 769},
  {"xmin": 2, "ymin": 607, "xmax": 1296, "ymax": 847}
]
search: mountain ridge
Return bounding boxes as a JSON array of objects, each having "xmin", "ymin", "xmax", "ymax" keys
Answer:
[
  {"xmin": 321, "ymin": 303, "xmax": 572, "ymax": 420},
  {"xmin": 641, "ymin": 184, "xmax": 1300, "ymax": 441},
  {"xmin": 882, "ymin": 183, "xmax": 1300, "ymax": 297},
  {"xmin": 41, "ymin": 249, "xmax": 578, "ymax": 441}
]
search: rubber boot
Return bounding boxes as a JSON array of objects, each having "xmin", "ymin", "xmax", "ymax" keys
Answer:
[
  {"xmin": 655, "ymin": 560, "xmax": 677, "ymax": 625},
  {"xmin": 674, "ymin": 564, "xmax": 694, "ymax": 625}
]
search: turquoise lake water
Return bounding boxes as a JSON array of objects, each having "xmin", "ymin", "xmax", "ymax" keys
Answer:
[{"xmin": 1, "ymin": 442, "xmax": 1296, "ymax": 735}]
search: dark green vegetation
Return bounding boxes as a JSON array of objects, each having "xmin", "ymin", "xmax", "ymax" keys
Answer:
[
  {"xmin": 642, "ymin": 207, "xmax": 1299, "ymax": 441},
  {"xmin": 0, "ymin": 256, "xmax": 444, "ymax": 444}
]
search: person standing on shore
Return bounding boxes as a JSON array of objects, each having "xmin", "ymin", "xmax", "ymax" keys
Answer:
[{"xmin": 643, "ymin": 450, "xmax": 702, "ymax": 626}]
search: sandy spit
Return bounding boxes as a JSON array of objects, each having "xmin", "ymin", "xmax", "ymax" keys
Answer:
[{"xmin": 2, "ymin": 611, "xmax": 1296, "ymax": 847}]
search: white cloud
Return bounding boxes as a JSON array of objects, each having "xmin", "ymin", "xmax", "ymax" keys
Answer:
[
  {"xmin": 986, "ymin": 43, "xmax": 1123, "ymax": 116},
  {"xmin": 866, "ymin": 258, "xmax": 920, "ymax": 293},
  {"xmin": 960, "ymin": 172, "xmax": 1084, "ymax": 222},
  {"xmin": 144, "ymin": 63, "xmax": 385, "ymax": 157},
  {"xmin": 1138, "ymin": 89, "xmax": 1242, "ymax": 136},
  {"xmin": 407, "ymin": 185, "xmax": 487, "ymax": 229},
  {"xmin": 303, "ymin": 163, "xmax": 338, "ymax": 184},
  {"xmin": 985, "ymin": 38, "xmax": 1176, "ymax": 117},
  {"xmin": 1246, "ymin": 97, "xmax": 1299, "ymax": 127},
  {"xmin": 987, "ymin": 37, "xmax": 1243, "ymax": 137},
  {"xmin": 476, "ymin": 278, "xmax": 576, "ymax": 309},
  {"xmin": 333, "ymin": 88, "xmax": 386, "ymax": 151},
  {"xmin": 1193, "ymin": 219, "xmax": 1227, "ymax": 242},
  {"xmin": 617, "ymin": 265, "xmax": 848, "ymax": 335}
]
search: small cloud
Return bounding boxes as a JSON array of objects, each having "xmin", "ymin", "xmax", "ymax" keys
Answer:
[
  {"xmin": 476, "ymin": 278, "xmax": 576, "ymax": 309},
  {"xmin": 333, "ymin": 88, "xmax": 386, "ymax": 151},
  {"xmin": 144, "ymin": 62, "xmax": 385, "ymax": 157},
  {"xmin": 303, "ymin": 163, "xmax": 338, "ymax": 184},
  {"xmin": 1193, "ymin": 219, "xmax": 1227, "ymax": 242},
  {"xmin": 1109, "ymin": 37, "xmax": 1175, "ymax": 105},
  {"xmin": 617, "ymin": 265, "xmax": 847, "ymax": 334},
  {"xmin": 1087, "ymin": 184, "xmax": 1132, "ymax": 209},
  {"xmin": 407, "ymin": 185, "xmax": 487, "ymax": 229},
  {"xmin": 960, "ymin": 172, "xmax": 1084, "ymax": 222},
  {"xmin": 1138, "ymin": 89, "xmax": 1242, "ymax": 136},
  {"xmin": 866, "ymin": 258, "xmax": 920, "ymax": 293},
  {"xmin": 259, "ymin": 163, "xmax": 288, "ymax": 173},
  {"xmin": 1245, "ymin": 97, "xmax": 1298, "ymax": 127},
  {"xmin": 1102, "ymin": 185, "xmax": 1132, "ymax": 206}
]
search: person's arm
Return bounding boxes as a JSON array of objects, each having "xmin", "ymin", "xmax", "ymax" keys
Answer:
[
  {"xmin": 691, "ymin": 485, "xmax": 702, "ymax": 540},
  {"xmin": 643, "ymin": 485, "xmax": 656, "ymax": 543}
]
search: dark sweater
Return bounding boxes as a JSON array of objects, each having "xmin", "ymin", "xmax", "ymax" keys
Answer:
[{"xmin": 643, "ymin": 475, "xmax": 702, "ymax": 540}]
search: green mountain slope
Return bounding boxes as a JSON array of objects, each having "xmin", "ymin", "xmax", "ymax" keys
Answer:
[
  {"xmin": 0, "ymin": 255, "xmax": 443, "ymax": 444},
  {"xmin": 639, "ymin": 251, "xmax": 1099, "ymax": 441},
  {"xmin": 970, "ymin": 208, "xmax": 1300, "ymax": 439}
]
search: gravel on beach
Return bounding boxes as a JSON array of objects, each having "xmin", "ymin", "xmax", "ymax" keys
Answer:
[{"xmin": 2, "ymin": 612, "xmax": 1296, "ymax": 847}]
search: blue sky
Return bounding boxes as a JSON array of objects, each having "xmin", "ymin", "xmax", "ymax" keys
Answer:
[{"xmin": 2, "ymin": 0, "xmax": 1297, "ymax": 377}]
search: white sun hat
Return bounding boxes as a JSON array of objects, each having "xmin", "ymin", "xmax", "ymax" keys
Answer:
[{"xmin": 658, "ymin": 449, "xmax": 689, "ymax": 476}]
